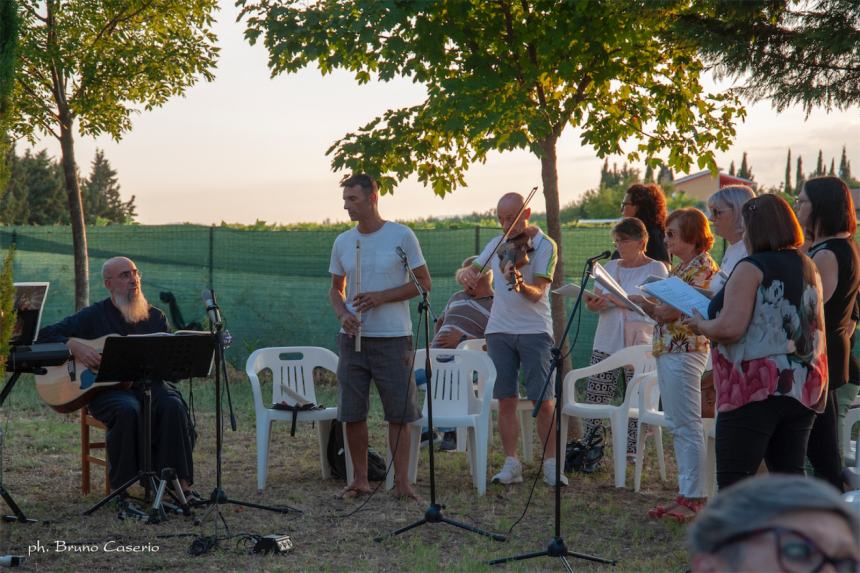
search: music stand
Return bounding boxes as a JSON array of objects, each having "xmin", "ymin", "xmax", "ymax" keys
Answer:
[{"xmin": 83, "ymin": 334, "xmax": 215, "ymax": 520}]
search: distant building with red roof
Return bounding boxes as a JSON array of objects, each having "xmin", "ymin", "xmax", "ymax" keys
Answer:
[{"xmin": 672, "ymin": 170, "xmax": 757, "ymax": 202}]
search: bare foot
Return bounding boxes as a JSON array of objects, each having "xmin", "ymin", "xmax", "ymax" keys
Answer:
[
  {"xmin": 392, "ymin": 483, "xmax": 423, "ymax": 504},
  {"xmin": 336, "ymin": 481, "xmax": 371, "ymax": 499}
]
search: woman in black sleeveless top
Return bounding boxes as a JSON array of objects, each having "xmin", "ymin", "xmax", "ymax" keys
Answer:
[{"xmin": 795, "ymin": 176, "xmax": 860, "ymax": 490}]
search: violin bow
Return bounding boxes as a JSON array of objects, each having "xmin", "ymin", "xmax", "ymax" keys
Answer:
[{"xmin": 476, "ymin": 185, "xmax": 539, "ymax": 275}]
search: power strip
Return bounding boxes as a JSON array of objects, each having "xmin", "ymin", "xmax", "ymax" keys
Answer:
[{"xmin": 252, "ymin": 534, "xmax": 293, "ymax": 555}]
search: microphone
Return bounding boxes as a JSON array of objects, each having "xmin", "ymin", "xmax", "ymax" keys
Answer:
[
  {"xmin": 395, "ymin": 246, "xmax": 408, "ymax": 265},
  {"xmin": 586, "ymin": 250, "xmax": 612, "ymax": 265},
  {"xmin": 201, "ymin": 289, "xmax": 223, "ymax": 328}
]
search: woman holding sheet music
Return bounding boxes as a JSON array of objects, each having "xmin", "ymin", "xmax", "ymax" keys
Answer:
[
  {"xmin": 630, "ymin": 207, "xmax": 718, "ymax": 523},
  {"xmin": 583, "ymin": 218, "xmax": 668, "ymax": 454},
  {"xmin": 683, "ymin": 194, "xmax": 828, "ymax": 491}
]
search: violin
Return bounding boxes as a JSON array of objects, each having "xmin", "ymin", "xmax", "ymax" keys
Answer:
[{"xmin": 497, "ymin": 227, "xmax": 537, "ymax": 290}]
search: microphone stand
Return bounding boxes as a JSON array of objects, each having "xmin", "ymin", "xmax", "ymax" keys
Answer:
[
  {"xmin": 377, "ymin": 253, "xmax": 505, "ymax": 543},
  {"xmin": 195, "ymin": 292, "xmax": 300, "ymax": 531},
  {"xmin": 489, "ymin": 256, "xmax": 616, "ymax": 570}
]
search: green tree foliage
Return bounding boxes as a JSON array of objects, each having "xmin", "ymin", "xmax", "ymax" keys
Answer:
[
  {"xmin": 796, "ymin": 155, "xmax": 805, "ymax": 191},
  {"xmin": 0, "ymin": 0, "xmax": 18, "ymax": 194},
  {"xmin": 784, "ymin": 149, "xmax": 793, "ymax": 195},
  {"xmin": 737, "ymin": 151, "xmax": 753, "ymax": 181},
  {"xmin": 0, "ymin": 148, "xmax": 67, "ymax": 224},
  {"xmin": 675, "ymin": 0, "xmax": 860, "ymax": 112},
  {"xmin": 728, "ymin": 160, "xmax": 736, "ymax": 176},
  {"xmin": 840, "ymin": 145, "xmax": 852, "ymax": 180},
  {"xmin": 82, "ymin": 149, "xmax": 135, "ymax": 224},
  {"xmin": 12, "ymin": 0, "xmax": 219, "ymax": 309},
  {"xmin": 561, "ymin": 163, "xmax": 700, "ymax": 221},
  {"xmin": 564, "ymin": 164, "xmax": 641, "ymax": 220},
  {"xmin": 239, "ymin": 0, "xmax": 744, "ymax": 343},
  {"xmin": 644, "ymin": 164, "xmax": 655, "ymax": 183},
  {"xmin": 815, "ymin": 150, "xmax": 825, "ymax": 176}
]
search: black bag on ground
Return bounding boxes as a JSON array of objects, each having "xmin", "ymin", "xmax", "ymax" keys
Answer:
[
  {"xmin": 564, "ymin": 425, "xmax": 605, "ymax": 474},
  {"xmin": 327, "ymin": 419, "xmax": 387, "ymax": 482}
]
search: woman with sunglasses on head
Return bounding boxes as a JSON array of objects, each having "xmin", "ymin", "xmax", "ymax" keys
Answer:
[
  {"xmin": 583, "ymin": 218, "xmax": 668, "ymax": 457},
  {"xmin": 794, "ymin": 176, "xmax": 860, "ymax": 490},
  {"xmin": 684, "ymin": 195, "xmax": 828, "ymax": 492},
  {"xmin": 617, "ymin": 183, "xmax": 671, "ymax": 266},
  {"xmin": 630, "ymin": 207, "xmax": 719, "ymax": 522},
  {"xmin": 707, "ymin": 185, "xmax": 756, "ymax": 293}
]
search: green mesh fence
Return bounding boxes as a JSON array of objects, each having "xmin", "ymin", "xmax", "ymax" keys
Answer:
[{"xmin": 0, "ymin": 225, "xmax": 727, "ymax": 368}]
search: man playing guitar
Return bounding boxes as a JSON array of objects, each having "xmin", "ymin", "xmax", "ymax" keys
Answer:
[{"xmin": 38, "ymin": 257, "xmax": 196, "ymax": 499}]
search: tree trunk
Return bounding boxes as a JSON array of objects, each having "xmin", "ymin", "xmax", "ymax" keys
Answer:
[
  {"xmin": 58, "ymin": 109, "xmax": 89, "ymax": 310},
  {"xmin": 539, "ymin": 137, "xmax": 566, "ymax": 356},
  {"xmin": 539, "ymin": 136, "xmax": 581, "ymax": 439}
]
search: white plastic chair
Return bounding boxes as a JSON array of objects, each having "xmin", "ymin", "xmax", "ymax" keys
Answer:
[
  {"xmin": 842, "ymin": 406, "xmax": 860, "ymax": 462},
  {"xmin": 560, "ymin": 344, "xmax": 655, "ymax": 488},
  {"xmin": 634, "ymin": 370, "xmax": 717, "ymax": 497},
  {"xmin": 456, "ymin": 338, "xmax": 535, "ymax": 462},
  {"xmin": 633, "ymin": 371, "xmax": 667, "ymax": 492},
  {"xmin": 246, "ymin": 346, "xmax": 350, "ymax": 492},
  {"xmin": 388, "ymin": 349, "xmax": 496, "ymax": 495}
]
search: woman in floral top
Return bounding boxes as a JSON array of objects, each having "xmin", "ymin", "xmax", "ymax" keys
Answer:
[
  {"xmin": 685, "ymin": 195, "xmax": 827, "ymax": 492},
  {"xmin": 631, "ymin": 208, "xmax": 718, "ymax": 523}
]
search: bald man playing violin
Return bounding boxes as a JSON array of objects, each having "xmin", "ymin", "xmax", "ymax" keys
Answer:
[{"xmin": 461, "ymin": 192, "xmax": 566, "ymax": 487}]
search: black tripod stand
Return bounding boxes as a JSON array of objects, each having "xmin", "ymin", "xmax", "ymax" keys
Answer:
[
  {"xmin": 0, "ymin": 365, "xmax": 56, "ymax": 523},
  {"xmin": 194, "ymin": 291, "xmax": 299, "ymax": 531},
  {"xmin": 84, "ymin": 334, "xmax": 215, "ymax": 521},
  {"xmin": 489, "ymin": 256, "xmax": 617, "ymax": 571},
  {"xmin": 377, "ymin": 253, "xmax": 504, "ymax": 543}
]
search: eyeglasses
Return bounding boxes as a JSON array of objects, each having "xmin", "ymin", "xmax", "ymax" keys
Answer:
[
  {"xmin": 713, "ymin": 526, "xmax": 860, "ymax": 573},
  {"xmin": 613, "ymin": 238, "xmax": 639, "ymax": 247},
  {"xmin": 110, "ymin": 269, "xmax": 140, "ymax": 281}
]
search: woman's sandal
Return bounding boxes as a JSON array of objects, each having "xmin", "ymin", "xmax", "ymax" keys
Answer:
[
  {"xmin": 663, "ymin": 497, "xmax": 706, "ymax": 524},
  {"xmin": 648, "ymin": 495, "xmax": 682, "ymax": 519}
]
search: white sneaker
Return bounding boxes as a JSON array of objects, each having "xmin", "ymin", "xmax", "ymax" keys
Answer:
[
  {"xmin": 543, "ymin": 458, "xmax": 569, "ymax": 487},
  {"xmin": 492, "ymin": 457, "xmax": 523, "ymax": 484}
]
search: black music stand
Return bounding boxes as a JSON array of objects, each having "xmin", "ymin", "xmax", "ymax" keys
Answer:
[{"xmin": 83, "ymin": 334, "xmax": 215, "ymax": 520}]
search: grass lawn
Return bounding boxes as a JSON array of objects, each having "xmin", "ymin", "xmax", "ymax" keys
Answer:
[{"xmin": 0, "ymin": 368, "xmax": 689, "ymax": 572}]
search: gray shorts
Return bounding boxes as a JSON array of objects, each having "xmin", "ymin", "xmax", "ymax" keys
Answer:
[
  {"xmin": 336, "ymin": 334, "xmax": 421, "ymax": 424},
  {"xmin": 487, "ymin": 332, "xmax": 554, "ymax": 401}
]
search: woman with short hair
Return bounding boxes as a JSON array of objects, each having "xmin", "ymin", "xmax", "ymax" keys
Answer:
[
  {"xmin": 618, "ymin": 183, "xmax": 670, "ymax": 265},
  {"xmin": 583, "ymin": 218, "xmax": 668, "ymax": 454},
  {"xmin": 685, "ymin": 194, "xmax": 828, "ymax": 491},
  {"xmin": 631, "ymin": 207, "xmax": 718, "ymax": 522},
  {"xmin": 707, "ymin": 185, "xmax": 756, "ymax": 293},
  {"xmin": 795, "ymin": 176, "xmax": 860, "ymax": 489}
]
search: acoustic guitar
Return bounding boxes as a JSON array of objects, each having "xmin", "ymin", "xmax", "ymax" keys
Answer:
[{"xmin": 35, "ymin": 335, "xmax": 131, "ymax": 413}]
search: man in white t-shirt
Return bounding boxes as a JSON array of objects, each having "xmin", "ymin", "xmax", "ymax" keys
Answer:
[
  {"xmin": 328, "ymin": 174, "xmax": 431, "ymax": 501},
  {"xmin": 462, "ymin": 192, "xmax": 566, "ymax": 487}
]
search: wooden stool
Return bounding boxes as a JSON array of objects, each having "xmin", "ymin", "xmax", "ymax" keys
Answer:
[{"xmin": 81, "ymin": 406, "xmax": 109, "ymax": 496}]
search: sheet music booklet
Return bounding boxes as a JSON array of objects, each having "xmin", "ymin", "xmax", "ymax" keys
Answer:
[
  {"xmin": 589, "ymin": 262, "xmax": 649, "ymax": 318},
  {"xmin": 638, "ymin": 276, "xmax": 712, "ymax": 318}
]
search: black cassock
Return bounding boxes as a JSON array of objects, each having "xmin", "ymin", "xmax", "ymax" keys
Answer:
[{"xmin": 39, "ymin": 299, "xmax": 196, "ymax": 490}]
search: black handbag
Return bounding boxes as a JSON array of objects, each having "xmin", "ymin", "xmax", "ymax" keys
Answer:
[{"xmin": 564, "ymin": 425, "xmax": 605, "ymax": 474}]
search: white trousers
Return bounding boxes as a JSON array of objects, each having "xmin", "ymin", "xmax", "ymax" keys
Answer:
[{"xmin": 656, "ymin": 351, "xmax": 709, "ymax": 498}]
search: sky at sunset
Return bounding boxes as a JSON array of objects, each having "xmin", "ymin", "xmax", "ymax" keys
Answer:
[{"xmin": 26, "ymin": 2, "xmax": 860, "ymax": 225}]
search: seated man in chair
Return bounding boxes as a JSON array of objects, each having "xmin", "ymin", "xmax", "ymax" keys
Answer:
[{"xmin": 39, "ymin": 257, "xmax": 196, "ymax": 498}]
